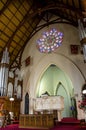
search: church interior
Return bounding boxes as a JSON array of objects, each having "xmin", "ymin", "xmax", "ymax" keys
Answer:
[{"xmin": 0, "ymin": 0, "xmax": 86, "ymax": 129}]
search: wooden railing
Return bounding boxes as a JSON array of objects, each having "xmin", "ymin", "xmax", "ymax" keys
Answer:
[{"xmin": 19, "ymin": 114, "xmax": 55, "ymax": 128}]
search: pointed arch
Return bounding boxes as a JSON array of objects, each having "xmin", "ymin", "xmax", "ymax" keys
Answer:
[
  {"xmin": 24, "ymin": 92, "xmax": 29, "ymax": 114},
  {"xmin": 17, "ymin": 85, "xmax": 22, "ymax": 99},
  {"xmin": 55, "ymin": 82, "xmax": 64, "ymax": 95},
  {"xmin": 29, "ymin": 53, "xmax": 84, "ymax": 98},
  {"xmin": 7, "ymin": 82, "xmax": 13, "ymax": 98},
  {"xmin": 55, "ymin": 82, "xmax": 71, "ymax": 117}
]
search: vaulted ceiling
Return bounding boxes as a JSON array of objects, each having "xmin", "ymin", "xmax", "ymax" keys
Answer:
[{"xmin": 0, "ymin": 0, "xmax": 86, "ymax": 69}]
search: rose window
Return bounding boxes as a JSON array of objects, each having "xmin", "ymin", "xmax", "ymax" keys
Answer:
[{"xmin": 36, "ymin": 28, "xmax": 63, "ymax": 53}]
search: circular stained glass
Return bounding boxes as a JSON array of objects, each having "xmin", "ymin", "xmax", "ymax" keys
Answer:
[{"xmin": 36, "ymin": 28, "xmax": 63, "ymax": 53}]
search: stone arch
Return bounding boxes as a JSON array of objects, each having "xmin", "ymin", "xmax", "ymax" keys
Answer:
[
  {"xmin": 29, "ymin": 53, "xmax": 84, "ymax": 98},
  {"xmin": 27, "ymin": 53, "xmax": 84, "ymax": 114}
]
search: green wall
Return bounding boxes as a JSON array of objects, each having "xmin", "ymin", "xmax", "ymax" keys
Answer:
[{"xmin": 36, "ymin": 64, "xmax": 75, "ymax": 117}]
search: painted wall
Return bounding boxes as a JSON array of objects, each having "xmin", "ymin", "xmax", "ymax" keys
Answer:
[
  {"xmin": 36, "ymin": 65, "xmax": 73, "ymax": 96},
  {"xmin": 36, "ymin": 65, "xmax": 73, "ymax": 117},
  {"xmin": 20, "ymin": 18, "xmax": 86, "ymax": 119}
]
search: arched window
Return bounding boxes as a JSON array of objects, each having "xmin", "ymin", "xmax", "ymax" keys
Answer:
[
  {"xmin": 17, "ymin": 85, "xmax": 21, "ymax": 99},
  {"xmin": 7, "ymin": 82, "xmax": 13, "ymax": 98},
  {"xmin": 25, "ymin": 93, "xmax": 29, "ymax": 114}
]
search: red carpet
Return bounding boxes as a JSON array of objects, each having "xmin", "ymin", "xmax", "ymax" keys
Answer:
[
  {"xmin": 61, "ymin": 117, "xmax": 80, "ymax": 124},
  {"xmin": 0, "ymin": 124, "xmax": 85, "ymax": 130},
  {"xmin": 50, "ymin": 124, "xmax": 86, "ymax": 130},
  {"xmin": 0, "ymin": 124, "xmax": 49, "ymax": 130}
]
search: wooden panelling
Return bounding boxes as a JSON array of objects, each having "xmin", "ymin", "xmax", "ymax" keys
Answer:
[
  {"xmin": 19, "ymin": 114, "xmax": 55, "ymax": 128},
  {"xmin": 0, "ymin": 96, "xmax": 20, "ymax": 120}
]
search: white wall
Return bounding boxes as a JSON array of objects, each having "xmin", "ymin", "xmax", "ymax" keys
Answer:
[{"xmin": 21, "ymin": 22, "xmax": 86, "ymax": 119}]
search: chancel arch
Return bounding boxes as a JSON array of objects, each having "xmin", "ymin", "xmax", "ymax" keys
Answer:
[
  {"xmin": 25, "ymin": 53, "xmax": 84, "ymax": 114},
  {"xmin": 36, "ymin": 64, "xmax": 73, "ymax": 96},
  {"xmin": 35, "ymin": 64, "xmax": 74, "ymax": 118}
]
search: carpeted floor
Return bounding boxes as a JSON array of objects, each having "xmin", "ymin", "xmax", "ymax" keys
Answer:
[
  {"xmin": 0, "ymin": 124, "xmax": 49, "ymax": 130},
  {"xmin": 0, "ymin": 123, "xmax": 85, "ymax": 130},
  {"xmin": 51, "ymin": 124, "xmax": 86, "ymax": 130}
]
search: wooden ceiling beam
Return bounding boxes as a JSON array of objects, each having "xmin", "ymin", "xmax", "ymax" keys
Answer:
[
  {"xmin": 8, "ymin": 6, "xmax": 37, "ymax": 67},
  {"xmin": 0, "ymin": 4, "xmax": 35, "ymax": 66},
  {"xmin": 0, "ymin": 0, "xmax": 12, "ymax": 15},
  {"xmin": 30, "ymin": 2, "xmax": 83, "ymax": 19},
  {"xmin": 72, "ymin": 0, "xmax": 75, "ymax": 8},
  {"xmin": 0, "ymin": 0, "xmax": 86, "ymax": 68},
  {"xmin": 0, "ymin": 5, "xmax": 34, "ymax": 51},
  {"xmin": 10, "ymin": 19, "xmax": 42, "ymax": 68},
  {"xmin": 78, "ymin": 0, "xmax": 82, "ymax": 11}
]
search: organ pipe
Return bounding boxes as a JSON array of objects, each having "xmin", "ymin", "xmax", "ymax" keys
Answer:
[
  {"xmin": 0, "ymin": 47, "xmax": 9, "ymax": 96},
  {"xmin": 0, "ymin": 48, "xmax": 22, "ymax": 99},
  {"xmin": 78, "ymin": 19, "xmax": 86, "ymax": 41},
  {"xmin": 78, "ymin": 18, "xmax": 86, "ymax": 62}
]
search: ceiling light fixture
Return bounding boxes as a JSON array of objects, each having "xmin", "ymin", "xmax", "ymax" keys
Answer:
[
  {"xmin": 9, "ymin": 97, "xmax": 14, "ymax": 101},
  {"xmin": 82, "ymin": 89, "xmax": 86, "ymax": 94}
]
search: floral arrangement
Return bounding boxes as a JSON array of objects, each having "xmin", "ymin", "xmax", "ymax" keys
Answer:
[{"xmin": 78, "ymin": 99, "xmax": 86, "ymax": 112}]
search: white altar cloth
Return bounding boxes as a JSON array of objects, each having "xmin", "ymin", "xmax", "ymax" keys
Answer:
[{"xmin": 34, "ymin": 96, "xmax": 64, "ymax": 111}]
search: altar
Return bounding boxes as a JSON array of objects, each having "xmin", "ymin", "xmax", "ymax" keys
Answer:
[
  {"xmin": 19, "ymin": 95, "xmax": 64, "ymax": 128},
  {"xmin": 34, "ymin": 95, "xmax": 64, "ymax": 121}
]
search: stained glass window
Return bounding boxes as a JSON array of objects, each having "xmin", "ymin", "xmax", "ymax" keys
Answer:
[{"xmin": 36, "ymin": 28, "xmax": 63, "ymax": 53}]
